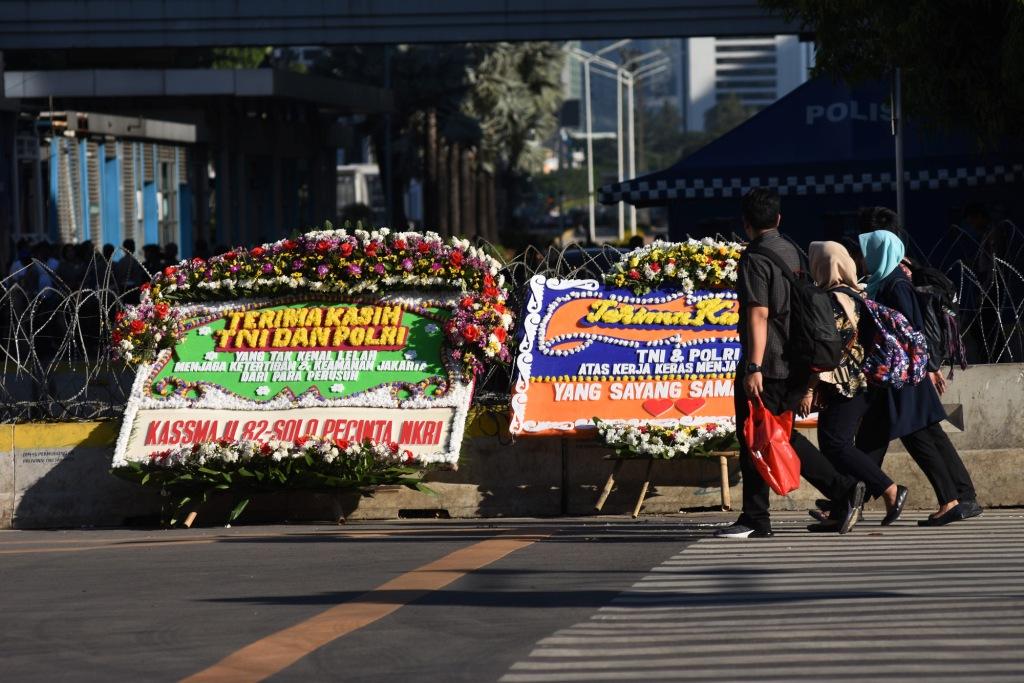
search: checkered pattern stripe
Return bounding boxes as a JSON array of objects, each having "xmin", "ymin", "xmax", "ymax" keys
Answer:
[{"xmin": 599, "ymin": 162, "xmax": 1024, "ymax": 204}]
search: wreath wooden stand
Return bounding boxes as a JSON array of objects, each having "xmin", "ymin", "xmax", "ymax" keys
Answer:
[{"xmin": 594, "ymin": 451, "xmax": 737, "ymax": 518}]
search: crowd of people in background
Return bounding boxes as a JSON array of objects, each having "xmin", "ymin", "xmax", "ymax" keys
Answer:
[{"xmin": 4, "ymin": 238, "xmax": 232, "ymax": 302}]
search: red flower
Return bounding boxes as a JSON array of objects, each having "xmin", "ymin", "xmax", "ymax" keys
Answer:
[
  {"xmin": 494, "ymin": 303, "xmax": 506, "ymax": 314},
  {"xmin": 460, "ymin": 296, "xmax": 475, "ymax": 310},
  {"xmin": 451, "ymin": 251, "xmax": 463, "ymax": 267},
  {"xmin": 650, "ymin": 262, "xmax": 661, "ymax": 273},
  {"xmin": 191, "ymin": 257, "xmax": 205, "ymax": 266},
  {"xmin": 393, "ymin": 238, "xmax": 407, "ymax": 251},
  {"xmin": 140, "ymin": 282, "xmax": 151, "ymax": 291},
  {"xmin": 628, "ymin": 269, "xmax": 641, "ymax": 280},
  {"xmin": 283, "ymin": 239, "xmax": 298, "ymax": 251},
  {"xmin": 115, "ymin": 311, "xmax": 125, "ymax": 322},
  {"xmin": 112, "ymin": 331, "xmax": 122, "ymax": 343},
  {"xmin": 154, "ymin": 302, "xmax": 170, "ymax": 319},
  {"xmin": 404, "ymin": 450, "xmax": 415, "ymax": 463},
  {"xmin": 417, "ymin": 242, "xmax": 431, "ymax": 254},
  {"xmin": 461, "ymin": 324, "xmax": 480, "ymax": 342},
  {"xmin": 163, "ymin": 266, "xmax": 177, "ymax": 278},
  {"xmin": 483, "ymin": 273, "xmax": 495, "ymax": 287},
  {"xmin": 494, "ymin": 326, "xmax": 507, "ymax": 343},
  {"xmin": 365, "ymin": 242, "xmax": 379, "ymax": 257},
  {"xmin": 130, "ymin": 320, "xmax": 146, "ymax": 334},
  {"xmin": 339, "ymin": 242, "xmax": 354, "ymax": 257},
  {"xmin": 483, "ymin": 285, "xmax": 499, "ymax": 299},
  {"xmin": 389, "ymin": 442, "xmax": 400, "ymax": 454},
  {"xmin": 316, "ymin": 240, "xmax": 331, "ymax": 253},
  {"xmin": 704, "ymin": 423, "xmax": 718, "ymax": 431},
  {"xmin": 250, "ymin": 246, "xmax": 266, "ymax": 257},
  {"xmin": 260, "ymin": 443, "xmax": 273, "ymax": 455},
  {"xmin": 223, "ymin": 251, "xmax": 236, "ymax": 261},
  {"xmin": 335, "ymin": 438, "xmax": 350, "ymax": 450},
  {"xmin": 296, "ymin": 435, "xmax": 310, "ymax": 446}
]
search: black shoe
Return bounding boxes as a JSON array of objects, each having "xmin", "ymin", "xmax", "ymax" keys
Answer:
[
  {"xmin": 807, "ymin": 520, "xmax": 842, "ymax": 533},
  {"xmin": 714, "ymin": 522, "xmax": 774, "ymax": 538},
  {"xmin": 881, "ymin": 485, "xmax": 909, "ymax": 526},
  {"xmin": 917, "ymin": 506, "xmax": 965, "ymax": 527},
  {"xmin": 957, "ymin": 499, "xmax": 983, "ymax": 519},
  {"xmin": 808, "ymin": 509, "xmax": 830, "ymax": 523},
  {"xmin": 838, "ymin": 481, "xmax": 866, "ymax": 535}
]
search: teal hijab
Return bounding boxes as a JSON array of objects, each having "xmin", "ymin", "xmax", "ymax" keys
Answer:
[{"xmin": 859, "ymin": 230, "xmax": 906, "ymax": 297}]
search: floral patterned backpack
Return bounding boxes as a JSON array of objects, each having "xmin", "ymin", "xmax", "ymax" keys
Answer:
[{"xmin": 836, "ymin": 287, "xmax": 929, "ymax": 389}]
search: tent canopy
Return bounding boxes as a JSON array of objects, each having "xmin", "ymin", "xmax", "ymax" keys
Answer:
[{"xmin": 600, "ymin": 78, "xmax": 1022, "ymax": 210}]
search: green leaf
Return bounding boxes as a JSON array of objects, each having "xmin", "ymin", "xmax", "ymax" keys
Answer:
[
  {"xmin": 228, "ymin": 498, "xmax": 251, "ymax": 523},
  {"xmin": 414, "ymin": 482, "xmax": 438, "ymax": 496}
]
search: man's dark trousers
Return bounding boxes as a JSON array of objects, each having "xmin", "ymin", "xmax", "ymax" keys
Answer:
[{"xmin": 735, "ymin": 370, "xmax": 858, "ymax": 531}]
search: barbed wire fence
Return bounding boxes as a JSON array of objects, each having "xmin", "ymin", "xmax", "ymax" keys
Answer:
[{"xmin": 0, "ymin": 238, "xmax": 1021, "ymax": 423}]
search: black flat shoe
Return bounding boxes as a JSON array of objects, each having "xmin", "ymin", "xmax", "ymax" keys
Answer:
[
  {"xmin": 957, "ymin": 499, "xmax": 984, "ymax": 519},
  {"xmin": 808, "ymin": 509, "xmax": 829, "ymax": 523},
  {"xmin": 838, "ymin": 481, "xmax": 866, "ymax": 535},
  {"xmin": 917, "ymin": 506, "xmax": 965, "ymax": 527},
  {"xmin": 881, "ymin": 485, "xmax": 909, "ymax": 526}
]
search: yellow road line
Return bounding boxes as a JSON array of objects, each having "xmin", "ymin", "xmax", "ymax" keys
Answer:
[
  {"xmin": 0, "ymin": 526, "xmax": 524, "ymax": 551},
  {"xmin": 0, "ymin": 539, "xmax": 218, "ymax": 554},
  {"xmin": 181, "ymin": 532, "xmax": 550, "ymax": 683}
]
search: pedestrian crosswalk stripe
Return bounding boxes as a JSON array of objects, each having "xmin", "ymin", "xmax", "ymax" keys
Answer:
[{"xmin": 500, "ymin": 511, "xmax": 1024, "ymax": 682}]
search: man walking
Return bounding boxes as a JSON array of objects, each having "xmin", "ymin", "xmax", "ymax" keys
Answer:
[{"xmin": 716, "ymin": 187, "xmax": 865, "ymax": 538}]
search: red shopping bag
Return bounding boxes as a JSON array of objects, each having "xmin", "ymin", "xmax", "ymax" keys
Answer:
[{"xmin": 743, "ymin": 398, "xmax": 801, "ymax": 495}]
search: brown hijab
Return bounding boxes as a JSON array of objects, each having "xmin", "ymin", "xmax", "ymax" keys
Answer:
[{"xmin": 809, "ymin": 240, "xmax": 863, "ymax": 323}]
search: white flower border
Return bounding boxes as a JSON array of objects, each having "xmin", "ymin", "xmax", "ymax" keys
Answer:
[
  {"xmin": 595, "ymin": 419, "xmax": 737, "ymax": 459},
  {"xmin": 114, "ymin": 291, "xmax": 474, "ymax": 468}
]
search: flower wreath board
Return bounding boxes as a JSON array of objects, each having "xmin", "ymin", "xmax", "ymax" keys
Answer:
[
  {"xmin": 112, "ymin": 228, "xmax": 513, "ymax": 523},
  {"xmin": 510, "ymin": 238, "xmax": 743, "ymax": 458}
]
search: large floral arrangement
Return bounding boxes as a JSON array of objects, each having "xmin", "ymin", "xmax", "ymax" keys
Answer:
[
  {"xmin": 594, "ymin": 418, "xmax": 738, "ymax": 459},
  {"xmin": 112, "ymin": 299, "xmax": 183, "ymax": 365},
  {"xmin": 112, "ymin": 227, "xmax": 514, "ymax": 377},
  {"xmin": 605, "ymin": 237, "xmax": 743, "ymax": 295},
  {"xmin": 116, "ymin": 436, "xmax": 429, "ymax": 526}
]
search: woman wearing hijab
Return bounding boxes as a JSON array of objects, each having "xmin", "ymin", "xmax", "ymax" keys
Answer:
[
  {"xmin": 804, "ymin": 242, "xmax": 908, "ymax": 526},
  {"xmin": 855, "ymin": 230, "xmax": 982, "ymax": 526}
]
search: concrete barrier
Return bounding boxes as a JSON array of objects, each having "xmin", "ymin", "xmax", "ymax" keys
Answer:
[{"xmin": 2, "ymin": 364, "xmax": 1023, "ymax": 528}]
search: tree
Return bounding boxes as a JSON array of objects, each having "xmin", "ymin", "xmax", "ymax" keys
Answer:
[
  {"xmin": 704, "ymin": 94, "xmax": 754, "ymax": 137},
  {"xmin": 317, "ymin": 42, "xmax": 564, "ymax": 241},
  {"xmin": 463, "ymin": 42, "xmax": 565, "ymax": 238},
  {"xmin": 760, "ymin": 0, "xmax": 1024, "ymax": 143}
]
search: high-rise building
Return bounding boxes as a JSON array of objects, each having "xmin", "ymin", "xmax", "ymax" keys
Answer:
[{"xmin": 684, "ymin": 35, "xmax": 813, "ymax": 132}]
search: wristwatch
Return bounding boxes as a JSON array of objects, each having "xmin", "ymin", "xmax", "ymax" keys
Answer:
[{"xmin": 746, "ymin": 362, "xmax": 762, "ymax": 374}]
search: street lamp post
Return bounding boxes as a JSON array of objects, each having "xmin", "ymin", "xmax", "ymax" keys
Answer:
[
  {"xmin": 566, "ymin": 43, "xmax": 668, "ymax": 242},
  {"xmin": 621, "ymin": 56, "xmax": 670, "ymax": 236},
  {"xmin": 583, "ymin": 57, "xmax": 595, "ymax": 243}
]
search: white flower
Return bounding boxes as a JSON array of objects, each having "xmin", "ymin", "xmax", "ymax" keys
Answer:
[
  {"xmin": 204, "ymin": 351, "xmax": 218, "ymax": 361},
  {"xmin": 255, "ymin": 386, "xmax": 271, "ymax": 396},
  {"xmin": 330, "ymin": 383, "xmax": 345, "ymax": 393}
]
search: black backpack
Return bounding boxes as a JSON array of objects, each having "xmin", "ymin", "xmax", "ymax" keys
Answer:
[
  {"xmin": 746, "ymin": 243, "xmax": 843, "ymax": 373},
  {"xmin": 907, "ymin": 260, "xmax": 967, "ymax": 374}
]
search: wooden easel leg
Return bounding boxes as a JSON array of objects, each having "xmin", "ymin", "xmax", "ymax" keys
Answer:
[
  {"xmin": 720, "ymin": 454, "xmax": 732, "ymax": 511},
  {"xmin": 632, "ymin": 459, "xmax": 654, "ymax": 519},
  {"xmin": 595, "ymin": 460, "xmax": 623, "ymax": 511}
]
